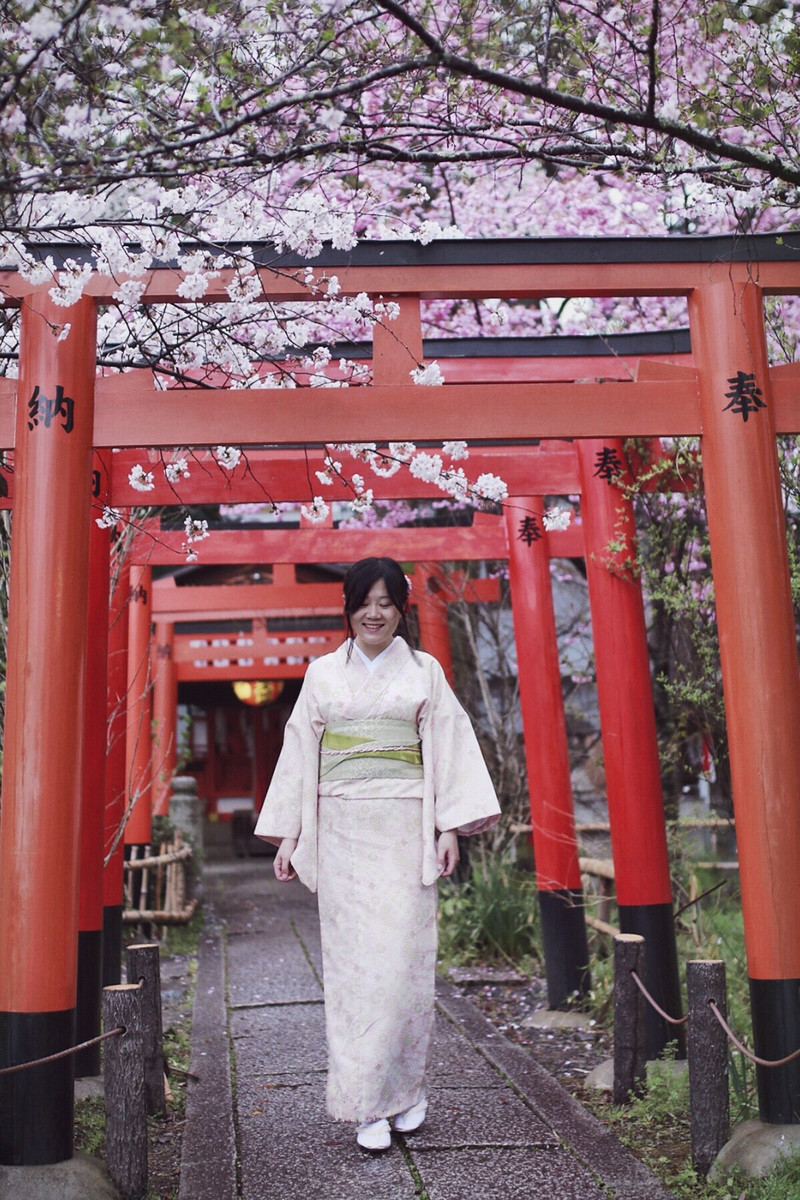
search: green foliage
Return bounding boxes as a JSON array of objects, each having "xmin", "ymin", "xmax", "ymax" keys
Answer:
[
  {"xmin": 73, "ymin": 1094, "xmax": 105, "ymax": 1157},
  {"xmin": 437, "ymin": 853, "xmax": 540, "ymax": 970}
]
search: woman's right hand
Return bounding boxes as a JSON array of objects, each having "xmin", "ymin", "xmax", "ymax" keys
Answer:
[{"xmin": 274, "ymin": 837, "xmax": 298, "ymax": 882}]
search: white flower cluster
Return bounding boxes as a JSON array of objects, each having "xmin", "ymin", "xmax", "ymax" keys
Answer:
[
  {"xmin": 215, "ymin": 445, "xmax": 242, "ymax": 470},
  {"xmin": 315, "ymin": 453, "xmax": 342, "ymax": 486},
  {"xmin": 482, "ymin": 299, "xmax": 509, "ymax": 327},
  {"xmin": 350, "ymin": 473, "xmax": 374, "ymax": 514},
  {"xmin": 327, "ymin": 440, "xmax": 506, "ymax": 510},
  {"xmin": 128, "ymin": 464, "xmax": 155, "ymax": 492},
  {"xmin": 273, "ymin": 194, "xmax": 358, "ymax": 257},
  {"xmin": 183, "ymin": 516, "xmax": 210, "ymax": 543},
  {"xmin": 542, "ymin": 506, "xmax": 572, "ymax": 532},
  {"xmin": 49, "ymin": 260, "xmax": 94, "ymax": 307},
  {"xmin": 369, "ymin": 441, "xmax": 416, "ymax": 477},
  {"xmin": 95, "ymin": 506, "xmax": 123, "ymax": 530},
  {"xmin": 409, "ymin": 451, "xmax": 443, "ymax": 482},
  {"xmin": 410, "ymin": 361, "xmax": 445, "ymax": 386},
  {"xmin": 165, "ymin": 457, "xmax": 190, "ymax": 484},
  {"xmin": 472, "ymin": 473, "xmax": 508, "ymax": 503},
  {"xmin": 175, "ymin": 249, "xmax": 220, "ymax": 301},
  {"xmin": 330, "ymin": 441, "xmax": 377, "ymax": 463},
  {"xmin": 225, "ymin": 270, "xmax": 262, "ymax": 305},
  {"xmin": 438, "ymin": 467, "xmax": 470, "ymax": 500},
  {"xmin": 300, "ymin": 496, "xmax": 330, "ymax": 524},
  {"xmin": 112, "ymin": 279, "xmax": 147, "ymax": 309},
  {"xmin": 370, "ymin": 456, "xmax": 402, "ymax": 478},
  {"xmin": 414, "ymin": 220, "xmax": 463, "ymax": 245},
  {"xmin": 328, "ymin": 292, "xmax": 400, "ymax": 328}
]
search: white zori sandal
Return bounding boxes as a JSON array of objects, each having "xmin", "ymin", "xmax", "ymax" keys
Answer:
[
  {"xmin": 392, "ymin": 1098, "xmax": 427, "ymax": 1133},
  {"xmin": 355, "ymin": 1118, "xmax": 391, "ymax": 1152}
]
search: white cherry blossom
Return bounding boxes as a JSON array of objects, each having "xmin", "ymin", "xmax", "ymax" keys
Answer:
[
  {"xmin": 215, "ymin": 446, "xmax": 242, "ymax": 470},
  {"xmin": 300, "ymin": 496, "xmax": 330, "ymax": 523},
  {"xmin": 410, "ymin": 362, "xmax": 444, "ymax": 386},
  {"xmin": 543, "ymin": 506, "xmax": 573, "ymax": 532},
  {"xmin": 165, "ymin": 458, "xmax": 190, "ymax": 483},
  {"xmin": 128, "ymin": 464, "xmax": 155, "ymax": 492}
]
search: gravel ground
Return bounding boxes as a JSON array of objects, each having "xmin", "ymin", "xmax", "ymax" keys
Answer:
[{"xmin": 445, "ymin": 966, "xmax": 613, "ymax": 1092}]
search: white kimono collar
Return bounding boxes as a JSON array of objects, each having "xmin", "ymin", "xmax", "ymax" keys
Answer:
[{"xmin": 350, "ymin": 636, "xmax": 402, "ymax": 672}]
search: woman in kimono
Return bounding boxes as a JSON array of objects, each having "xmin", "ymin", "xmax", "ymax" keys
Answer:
[{"xmin": 255, "ymin": 556, "xmax": 500, "ymax": 1152}]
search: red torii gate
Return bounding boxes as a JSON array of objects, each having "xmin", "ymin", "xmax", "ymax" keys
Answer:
[
  {"xmin": 124, "ymin": 430, "xmax": 673, "ymax": 1021},
  {"xmin": 128, "ymin": 433, "xmax": 680, "ymax": 1037},
  {"xmin": 1, "ymin": 235, "xmax": 800, "ymax": 1170}
]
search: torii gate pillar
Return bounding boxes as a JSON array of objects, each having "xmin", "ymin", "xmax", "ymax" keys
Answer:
[
  {"xmin": 505, "ymin": 499, "xmax": 590, "ymax": 1007},
  {"xmin": 75, "ymin": 452, "xmax": 111, "ymax": 1077},
  {"xmin": 125, "ymin": 564, "xmax": 154, "ymax": 846},
  {"xmin": 103, "ymin": 560, "xmax": 130, "ymax": 986},
  {"xmin": 577, "ymin": 441, "xmax": 683, "ymax": 1059},
  {"xmin": 691, "ymin": 279, "xmax": 800, "ymax": 1123},
  {"xmin": 0, "ymin": 292, "xmax": 97, "ymax": 1163},
  {"xmin": 415, "ymin": 570, "xmax": 455, "ymax": 686},
  {"xmin": 152, "ymin": 620, "xmax": 178, "ymax": 817}
]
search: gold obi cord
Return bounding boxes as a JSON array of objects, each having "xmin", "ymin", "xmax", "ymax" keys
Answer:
[{"xmin": 319, "ymin": 719, "xmax": 423, "ymax": 781}]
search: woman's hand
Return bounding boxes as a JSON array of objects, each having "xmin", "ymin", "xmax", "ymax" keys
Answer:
[
  {"xmin": 274, "ymin": 837, "xmax": 298, "ymax": 882},
  {"xmin": 436, "ymin": 830, "xmax": 460, "ymax": 878}
]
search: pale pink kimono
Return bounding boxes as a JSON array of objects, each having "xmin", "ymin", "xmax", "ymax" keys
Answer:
[{"xmin": 255, "ymin": 636, "xmax": 500, "ymax": 1123}]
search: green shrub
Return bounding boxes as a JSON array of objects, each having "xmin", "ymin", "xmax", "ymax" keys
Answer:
[{"xmin": 437, "ymin": 855, "xmax": 540, "ymax": 970}]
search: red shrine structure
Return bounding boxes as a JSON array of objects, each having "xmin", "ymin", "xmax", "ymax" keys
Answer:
[{"xmin": 1, "ymin": 234, "xmax": 800, "ymax": 1167}]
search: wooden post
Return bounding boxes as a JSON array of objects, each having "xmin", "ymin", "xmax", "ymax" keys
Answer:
[
  {"xmin": 126, "ymin": 942, "xmax": 166, "ymax": 1115},
  {"xmin": 687, "ymin": 960, "xmax": 730, "ymax": 1176},
  {"xmin": 103, "ymin": 983, "xmax": 148, "ymax": 1200},
  {"xmin": 613, "ymin": 934, "xmax": 648, "ymax": 1104}
]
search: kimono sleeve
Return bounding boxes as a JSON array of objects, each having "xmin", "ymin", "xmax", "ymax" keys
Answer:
[
  {"xmin": 419, "ymin": 657, "xmax": 501, "ymax": 837},
  {"xmin": 254, "ymin": 672, "xmax": 322, "ymax": 847}
]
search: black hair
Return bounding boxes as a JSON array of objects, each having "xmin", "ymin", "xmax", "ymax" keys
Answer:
[{"xmin": 343, "ymin": 557, "xmax": 414, "ymax": 648}]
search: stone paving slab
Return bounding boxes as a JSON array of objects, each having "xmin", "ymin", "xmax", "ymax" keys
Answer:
[
  {"xmin": 429, "ymin": 1015, "xmax": 506, "ymax": 1088},
  {"xmin": 226, "ymin": 927, "xmax": 323, "ymax": 1006},
  {"xmin": 408, "ymin": 1146, "xmax": 610, "ymax": 1200},
  {"xmin": 237, "ymin": 1084, "xmax": 420, "ymax": 1200},
  {"xmin": 231, "ymin": 1001, "xmax": 328, "ymax": 1074},
  {"xmin": 410, "ymin": 1085, "xmax": 558, "ymax": 1149}
]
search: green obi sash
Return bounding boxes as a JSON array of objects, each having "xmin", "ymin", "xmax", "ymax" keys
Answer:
[{"xmin": 319, "ymin": 718, "xmax": 423, "ymax": 781}]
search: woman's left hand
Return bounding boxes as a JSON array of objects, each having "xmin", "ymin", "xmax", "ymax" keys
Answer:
[{"xmin": 436, "ymin": 830, "xmax": 460, "ymax": 878}]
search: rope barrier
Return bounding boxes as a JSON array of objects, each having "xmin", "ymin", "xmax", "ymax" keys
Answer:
[
  {"xmin": 630, "ymin": 969, "xmax": 800, "ymax": 1069},
  {"xmin": 0, "ymin": 1026, "xmax": 124, "ymax": 1077},
  {"xmin": 708, "ymin": 1002, "xmax": 800, "ymax": 1069},
  {"xmin": 630, "ymin": 970, "xmax": 688, "ymax": 1027}
]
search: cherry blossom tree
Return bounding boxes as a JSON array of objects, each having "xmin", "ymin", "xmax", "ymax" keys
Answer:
[
  {"xmin": 0, "ymin": 0, "xmax": 794, "ymax": 388},
  {"xmin": 2, "ymin": 0, "xmax": 798, "ymax": 207},
  {"xmin": 0, "ymin": 0, "xmax": 797, "ymax": 797}
]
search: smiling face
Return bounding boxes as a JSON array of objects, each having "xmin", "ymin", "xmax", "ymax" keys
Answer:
[{"xmin": 350, "ymin": 577, "xmax": 402, "ymax": 659}]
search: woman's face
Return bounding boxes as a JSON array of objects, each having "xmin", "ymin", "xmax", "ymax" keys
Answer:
[{"xmin": 350, "ymin": 577, "xmax": 401, "ymax": 659}]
